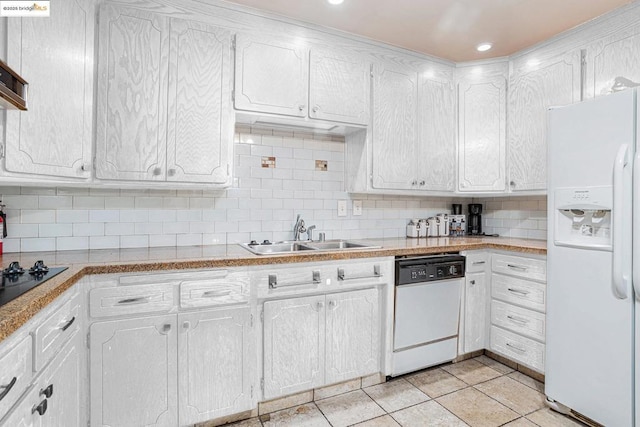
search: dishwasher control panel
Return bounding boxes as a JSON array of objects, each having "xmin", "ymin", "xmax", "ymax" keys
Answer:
[{"xmin": 396, "ymin": 254, "xmax": 465, "ymax": 285}]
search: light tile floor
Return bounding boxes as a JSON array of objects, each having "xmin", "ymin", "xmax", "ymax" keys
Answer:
[{"xmin": 232, "ymin": 356, "xmax": 587, "ymax": 427}]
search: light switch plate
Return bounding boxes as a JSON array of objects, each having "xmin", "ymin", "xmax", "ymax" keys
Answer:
[
  {"xmin": 353, "ymin": 200, "xmax": 362, "ymax": 216},
  {"xmin": 337, "ymin": 200, "xmax": 347, "ymax": 217}
]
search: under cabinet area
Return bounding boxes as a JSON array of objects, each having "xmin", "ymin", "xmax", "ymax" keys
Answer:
[
  {"xmin": 95, "ymin": 4, "xmax": 233, "ymax": 186},
  {"xmin": 489, "ymin": 252, "xmax": 547, "ymax": 372},
  {"xmin": 86, "ymin": 268, "xmax": 255, "ymax": 427},
  {"xmin": 256, "ymin": 258, "xmax": 393, "ymax": 401},
  {"xmin": 234, "ymin": 34, "xmax": 371, "ymax": 125}
]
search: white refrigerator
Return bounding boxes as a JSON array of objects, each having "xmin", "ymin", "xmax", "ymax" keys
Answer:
[{"xmin": 546, "ymin": 88, "xmax": 638, "ymax": 426}]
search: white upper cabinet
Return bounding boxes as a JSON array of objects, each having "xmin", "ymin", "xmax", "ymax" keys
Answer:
[
  {"xmin": 418, "ymin": 72, "xmax": 456, "ymax": 191},
  {"xmin": 95, "ymin": 5, "xmax": 170, "ymax": 182},
  {"xmin": 235, "ymin": 35, "xmax": 371, "ymax": 125},
  {"xmin": 508, "ymin": 51, "xmax": 582, "ymax": 191},
  {"xmin": 587, "ymin": 25, "xmax": 640, "ymax": 98},
  {"xmin": 234, "ymin": 35, "xmax": 308, "ymax": 117},
  {"xmin": 458, "ymin": 67, "xmax": 507, "ymax": 193},
  {"xmin": 166, "ymin": 19, "xmax": 233, "ymax": 184},
  {"xmin": 371, "ymin": 62, "xmax": 418, "ymax": 190},
  {"xmin": 309, "ymin": 49, "xmax": 371, "ymax": 125},
  {"xmin": 96, "ymin": 5, "xmax": 233, "ymax": 186},
  {"xmin": 5, "ymin": 0, "xmax": 94, "ymax": 180}
]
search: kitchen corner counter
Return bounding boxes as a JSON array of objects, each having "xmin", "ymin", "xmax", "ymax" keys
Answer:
[{"xmin": 0, "ymin": 237, "xmax": 546, "ymax": 342}]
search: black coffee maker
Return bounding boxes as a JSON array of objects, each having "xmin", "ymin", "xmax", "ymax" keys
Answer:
[{"xmin": 468, "ymin": 204, "xmax": 483, "ymax": 235}]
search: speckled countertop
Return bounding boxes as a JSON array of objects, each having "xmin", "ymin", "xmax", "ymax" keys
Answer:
[{"xmin": 0, "ymin": 237, "xmax": 546, "ymax": 342}]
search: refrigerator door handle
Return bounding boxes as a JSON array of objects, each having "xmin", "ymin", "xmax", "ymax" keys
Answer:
[
  {"xmin": 612, "ymin": 143, "xmax": 630, "ymax": 300},
  {"xmin": 633, "ymin": 149, "xmax": 640, "ymax": 297}
]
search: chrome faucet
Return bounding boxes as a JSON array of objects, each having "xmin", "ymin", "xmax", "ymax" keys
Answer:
[
  {"xmin": 306, "ymin": 225, "xmax": 316, "ymax": 241},
  {"xmin": 293, "ymin": 215, "xmax": 306, "ymax": 241}
]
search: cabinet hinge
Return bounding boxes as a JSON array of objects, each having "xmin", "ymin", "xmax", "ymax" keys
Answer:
[
  {"xmin": 260, "ymin": 378, "xmax": 264, "ymax": 393},
  {"xmin": 250, "ymin": 314, "xmax": 254, "ymax": 328},
  {"xmin": 250, "ymin": 385, "xmax": 254, "ymax": 398}
]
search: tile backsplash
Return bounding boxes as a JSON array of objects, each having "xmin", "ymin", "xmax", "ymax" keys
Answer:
[{"xmin": 0, "ymin": 127, "xmax": 547, "ymax": 252}]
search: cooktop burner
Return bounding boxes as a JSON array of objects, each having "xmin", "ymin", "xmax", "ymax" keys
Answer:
[{"xmin": 0, "ymin": 260, "xmax": 68, "ymax": 307}]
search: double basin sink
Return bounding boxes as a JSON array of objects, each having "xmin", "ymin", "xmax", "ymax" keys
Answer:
[{"xmin": 240, "ymin": 240, "xmax": 381, "ymax": 255}]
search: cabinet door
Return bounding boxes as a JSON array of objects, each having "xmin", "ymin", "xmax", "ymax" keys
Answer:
[
  {"xmin": 263, "ymin": 295, "xmax": 325, "ymax": 399},
  {"xmin": 5, "ymin": 0, "xmax": 94, "ymax": 179},
  {"xmin": 508, "ymin": 51, "xmax": 582, "ymax": 191},
  {"xmin": 40, "ymin": 334, "xmax": 81, "ymax": 427},
  {"xmin": 309, "ymin": 49, "xmax": 370, "ymax": 125},
  {"xmin": 234, "ymin": 34, "xmax": 308, "ymax": 117},
  {"xmin": 0, "ymin": 386, "xmax": 40, "ymax": 427},
  {"xmin": 178, "ymin": 307, "xmax": 254, "ymax": 425},
  {"xmin": 458, "ymin": 76, "xmax": 507, "ymax": 192},
  {"xmin": 90, "ymin": 315, "xmax": 177, "ymax": 427},
  {"xmin": 166, "ymin": 19, "xmax": 232, "ymax": 184},
  {"xmin": 418, "ymin": 73, "xmax": 456, "ymax": 191},
  {"xmin": 95, "ymin": 5, "xmax": 169, "ymax": 181},
  {"xmin": 372, "ymin": 63, "xmax": 418, "ymax": 189},
  {"xmin": 325, "ymin": 289, "xmax": 380, "ymax": 384},
  {"xmin": 463, "ymin": 272, "xmax": 487, "ymax": 353},
  {"xmin": 589, "ymin": 26, "xmax": 640, "ymax": 98}
]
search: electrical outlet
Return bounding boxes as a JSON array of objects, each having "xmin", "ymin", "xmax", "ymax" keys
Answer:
[
  {"xmin": 337, "ymin": 200, "xmax": 347, "ymax": 217},
  {"xmin": 353, "ymin": 200, "xmax": 362, "ymax": 216}
]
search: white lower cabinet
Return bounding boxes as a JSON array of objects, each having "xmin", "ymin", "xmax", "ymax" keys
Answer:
[
  {"xmin": 262, "ymin": 288, "xmax": 380, "ymax": 400},
  {"xmin": 178, "ymin": 307, "xmax": 254, "ymax": 425},
  {"xmin": 1, "ymin": 332, "xmax": 82, "ymax": 427},
  {"xmin": 90, "ymin": 315, "xmax": 178, "ymax": 427},
  {"xmin": 263, "ymin": 294, "xmax": 326, "ymax": 399},
  {"xmin": 462, "ymin": 271, "xmax": 487, "ymax": 353}
]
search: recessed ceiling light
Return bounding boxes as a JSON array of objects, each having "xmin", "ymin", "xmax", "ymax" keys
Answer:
[
  {"xmin": 327, "ymin": 0, "xmax": 344, "ymax": 4},
  {"xmin": 476, "ymin": 43, "xmax": 493, "ymax": 52}
]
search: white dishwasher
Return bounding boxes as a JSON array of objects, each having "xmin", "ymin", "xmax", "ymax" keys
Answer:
[{"xmin": 392, "ymin": 254, "xmax": 465, "ymax": 376}]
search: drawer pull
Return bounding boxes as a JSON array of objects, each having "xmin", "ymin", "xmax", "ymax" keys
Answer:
[
  {"xmin": 338, "ymin": 265, "xmax": 381, "ymax": 281},
  {"xmin": 32, "ymin": 399, "xmax": 48, "ymax": 416},
  {"xmin": 117, "ymin": 297, "xmax": 150, "ymax": 305},
  {"xmin": 60, "ymin": 316, "xmax": 75, "ymax": 332},
  {"xmin": 507, "ymin": 315, "xmax": 530, "ymax": 325},
  {"xmin": 469, "ymin": 280, "xmax": 476, "ymax": 285},
  {"xmin": 269, "ymin": 271, "xmax": 321, "ymax": 289},
  {"xmin": 472, "ymin": 261, "xmax": 486, "ymax": 265},
  {"xmin": 202, "ymin": 290, "xmax": 231, "ymax": 298},
  {"xmin": 0, "ymin": 377, "xmax": 17, "ymax": 401},
  {"xmin": 507, "ymin": 288, "xmax": 530, "ymax": 296},
  {"xmin": 160, "ymin": 324, "xmax": 172, "ymax": 335},
  {"xmin": 40, "ymin": 384, "xmax": 53, "ymax": 398},
  {"xmin": 506, "ymin": 342, "xmax": 526, "ymax": 352},
  {"xmin": 507, "ymin": 264, "xmax": 528, "ymax": 271}
]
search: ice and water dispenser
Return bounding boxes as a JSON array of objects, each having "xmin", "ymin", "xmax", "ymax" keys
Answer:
[{"xmin": 554, "ymin": 186, "xmax": 612, "ymax": 250}]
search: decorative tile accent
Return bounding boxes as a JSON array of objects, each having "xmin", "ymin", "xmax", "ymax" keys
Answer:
[
  {"xmin": 261, "ymin": 156, "xmax": 276, "ymax": 168},
  {"xmin": 315, "ymin": 159, "xmax": 328, "ymax": 171}
]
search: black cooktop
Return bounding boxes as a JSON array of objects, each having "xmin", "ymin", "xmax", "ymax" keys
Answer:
[{"xmin": 0, "ymin": 261, "xmax": 68, "ymax": 307}]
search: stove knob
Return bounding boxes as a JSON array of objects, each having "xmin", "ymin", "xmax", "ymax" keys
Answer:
[{"xmin": 32, "ymin": 260, "xmax": 48, "ymax": 272}]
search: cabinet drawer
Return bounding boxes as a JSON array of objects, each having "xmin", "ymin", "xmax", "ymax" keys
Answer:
[
  {"xmin": 490, "ymin": 326, "xmax": 545, "ymax": 372},
  {"xmin": 491, "ymin": 300, "xmax": 545, "ymax": 342},
  {"xmin": 465, "ymin": 252, "xmax": 489, "ymax": 273},
  {"xmin": 180, "ymin": 274, "xmax": 249, "ymax": 309},
  {"xmin": 0, "ymin": 335, "xmax": 32, "ymax": 418},
  {"xmin": 492, "ymin": 273, "xmax": 546, "ymax": 312},
  {"xmin": 33, "ymin": 293, "xmax": 80, "ymax": 371},
  {"xmin": 492, "ymin": 254, "xmax": 546, "ymax": 282},
  {"xmin": 89, "ymin": 283, "xmax": 174, "ymax": 318},
  {"xmin": 255, "ymin": 266, "xmax": 330, "ymax": 299}
]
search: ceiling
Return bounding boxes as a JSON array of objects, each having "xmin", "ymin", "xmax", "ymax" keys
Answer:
[{"xmin": 221, "ymin": 0, "xmax": 633, "ymax": 61}]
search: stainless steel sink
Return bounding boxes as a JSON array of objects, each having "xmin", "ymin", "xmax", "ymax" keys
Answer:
[
  {"xmin": 239, "ymin": 239, "xmax": 381, "ymax": 255},
  {"xmin": 239, "ymin": 242, "xmax": 315, "ymax": 255},
  {"xmin": 305, "ymin": 240, "xmax": 378, "ymax": 250}
]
